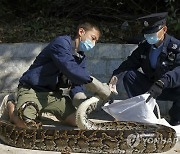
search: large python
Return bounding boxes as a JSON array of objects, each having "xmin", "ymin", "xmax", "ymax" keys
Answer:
[{"xmin": 0, "ymin": 96, "xmax": 177, "ymax": 153}]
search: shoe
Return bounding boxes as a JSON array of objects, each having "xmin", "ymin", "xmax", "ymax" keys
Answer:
[
  {"xmin": 0, "ymin": 94, "xmax": 15, "ymax": 120},
  {"xmin": 169, "ymin": 118, "xmax": 180, "ymax": 126}
]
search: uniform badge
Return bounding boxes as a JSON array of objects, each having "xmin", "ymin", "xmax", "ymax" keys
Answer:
[
  {"xmin": 172, "ymin": 44, "xmax": 177, "ymax": 49},
  {"xmin": 144, "ymin": 21, "xmax": 149, "ymax": 27},
  {"xmin": 141, "ymin": 55, "xmax": 146, "ymax": 59},
  {"xmin": 167, "ymin": 52, "xmax": 175, "ymax": 62}
]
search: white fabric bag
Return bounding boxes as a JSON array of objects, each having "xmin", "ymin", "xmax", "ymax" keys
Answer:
[
  {"xmin": 102, "ymin": 93, "xmax": 161, "ymax": 124},
  {"xmin": 102, "ymin": 93, "xmax": 180, "ymax": 136}
]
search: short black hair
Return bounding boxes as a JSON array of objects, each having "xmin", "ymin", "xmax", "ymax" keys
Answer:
[{"xmin": 76, "ymin": 19, "xmax": 101, "ymax": 36}]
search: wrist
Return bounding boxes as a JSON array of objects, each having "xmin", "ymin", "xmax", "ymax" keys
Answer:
[{"xmin": 155, "ymin": 80, "xmax": 164, "ymax": 89}]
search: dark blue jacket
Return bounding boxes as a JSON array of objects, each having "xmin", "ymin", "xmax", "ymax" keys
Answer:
[
  {"xmin": 113, "ymin": 34, "xmax": 180, "ymax": 88},
  {"xmin": 19, "ymin": 35, "xmax": 92, "ymax": 98}
]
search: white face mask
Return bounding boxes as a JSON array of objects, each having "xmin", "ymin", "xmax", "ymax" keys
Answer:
[{"xmin": 144, "ymin": 32, "xmax": 160, "ymax": 44}]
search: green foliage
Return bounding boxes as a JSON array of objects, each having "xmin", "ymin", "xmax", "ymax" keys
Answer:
[
  {"xmin": 165, "ymin": 0, "xmax": 180, "ymax": 37},
  {"xmin": 0, "ymin": 0, "xmax": 179, "ymax": 43}
]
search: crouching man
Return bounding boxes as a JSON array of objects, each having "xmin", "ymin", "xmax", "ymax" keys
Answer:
[{"xmin": 2, "ymin": 20, "xmax": 111, "ymax": 128}]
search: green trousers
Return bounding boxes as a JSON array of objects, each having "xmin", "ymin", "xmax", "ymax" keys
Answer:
[{"xmin": 16, "ymin": 86, "xmax": 76, "ymax": 121}]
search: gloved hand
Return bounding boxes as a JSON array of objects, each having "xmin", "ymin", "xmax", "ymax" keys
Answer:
[
  {"xmin": 148, "ymin": 80, "xmax": 164, "ymax": 99},
  {"xmin": 85, "ymin": 76, "xmax": 111, "ymax": 100},
  {"xmin": 109, "ymin": 76, "xmax": 118, "ymax": 95}
]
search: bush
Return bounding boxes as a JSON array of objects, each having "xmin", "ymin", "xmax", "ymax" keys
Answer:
[{"xmin": 0, "ymin": 0, "xmax": 179, "ymax": 42}]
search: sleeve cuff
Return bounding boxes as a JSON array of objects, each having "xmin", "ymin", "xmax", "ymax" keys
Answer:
[
  {"xmin": 160, "ymin": 77, "xmax": 168, "ymax": 88},
  {"xmin": 69, "ymin": 85, "xmax": 85, "ymax": 99}
]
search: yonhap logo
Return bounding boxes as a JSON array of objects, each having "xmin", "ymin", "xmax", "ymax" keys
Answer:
[
  {"xmin": 127, "ymin": 134, "xmax": 141, "ymax": 147},
  {"xmin": 127, "ymin": 133, "xmax": 178, "ymax": 148}
]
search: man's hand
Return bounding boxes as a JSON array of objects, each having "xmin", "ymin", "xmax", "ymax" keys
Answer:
[
  {"xmin": 148, "ymin": 80, "xmax": 164, "ymax": 99},
  {"xmin": 85, "ymin": 76, "xmax": 111, "ymax": 100},
  {"xmin": 109, "ymin": 76, "xmax": 118, "ymax": 95}
]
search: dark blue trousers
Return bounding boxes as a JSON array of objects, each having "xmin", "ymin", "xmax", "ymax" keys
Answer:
[{"xmin": 123, "ymin": 70, "xmax": 180, "ymax": 121}]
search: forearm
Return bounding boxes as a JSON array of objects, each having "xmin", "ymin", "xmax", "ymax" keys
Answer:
[{"xmin": 160, "ymin": 66, "xmax": 180, "ymax": 88}]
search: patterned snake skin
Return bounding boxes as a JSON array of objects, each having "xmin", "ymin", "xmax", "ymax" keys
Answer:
[{"xmin": 0, "ymin": 96, "xmax": 177, "ymax": 153}]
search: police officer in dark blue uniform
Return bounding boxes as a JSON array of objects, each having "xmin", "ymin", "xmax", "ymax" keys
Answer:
[
  {"xmin": 6, "ymin": 20, "xmax": 111, "ymax": 128},
  {"xmin": 109, "ymin": 12, "xmax": 180, "ymax": 126}
]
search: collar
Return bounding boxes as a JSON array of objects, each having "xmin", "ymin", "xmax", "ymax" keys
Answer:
[
  {"xmin": 151, "ymin": 41, "xmax": 164, "ymax": 50},
  {"xmin": 161, "ymin": 33, "xmax": 171, "ymax": 55},
  {"xmin": 73, "ymin": 50, "xmax": 85, "ymax": 59}
]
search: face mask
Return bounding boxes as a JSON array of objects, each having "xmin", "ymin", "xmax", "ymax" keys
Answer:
[
  {"xmin": 144, "ymin": 32, "xmax": 160, "ymax": 45},
  {"xmin": 79, "ymin": 39, "xmax": 95, "ymax": 52}
]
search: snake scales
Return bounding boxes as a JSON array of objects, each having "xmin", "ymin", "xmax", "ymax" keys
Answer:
[{"xmin": 0, "ymin": 96, "xmax": 177, "ymax": 153}]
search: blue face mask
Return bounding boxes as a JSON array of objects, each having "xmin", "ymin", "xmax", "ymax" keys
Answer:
[
  {"xmin": 79, "ymin": 39, "xmax": 95, "ymax": 52},
  {"xmin": 144, "ymin": 33, "xmax": 160, "ymax": 45}
]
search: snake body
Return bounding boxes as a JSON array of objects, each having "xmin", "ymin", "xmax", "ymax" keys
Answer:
[{"xmin": 0, "ymin": 96, "xmax": 177, "ymax": 153}]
